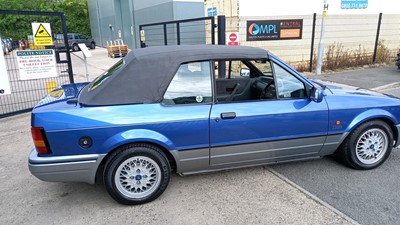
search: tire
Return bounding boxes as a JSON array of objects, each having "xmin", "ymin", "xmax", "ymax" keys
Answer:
[
  {"xmin": 335, "ymin": 120, "xmax": 393, "ymax": 170},
  {"xmin": 90, "ymin": 42, "xmax": 96, "ymax": 49},
  {"xmin": 104, "ymin": 144, "xmax": 171, "ymax": 205},
  {"xmin": 72, "ymin": 44, "xmax": 80, "ymax": 52}
]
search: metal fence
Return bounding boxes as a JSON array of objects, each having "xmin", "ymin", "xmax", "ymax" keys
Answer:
[
  {"xmin": 226, "ymin": 13, "xmax": 400, "ymax": 71},
  {"xmin": 139, "ymin": 16, "xmax": 217, "ymax": 48},
  {"xmin": 0, "ymin": 10, "xmax": 73, "ymax": 118}
]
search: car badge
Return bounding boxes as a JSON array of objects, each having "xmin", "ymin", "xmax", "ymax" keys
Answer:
[{"xmin": 196, "ymin": 96, "xmax": 203, "ymax": 103}]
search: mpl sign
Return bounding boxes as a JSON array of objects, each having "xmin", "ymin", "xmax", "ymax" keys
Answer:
[
  {"xmin": 246, "ymin": 19, "xmax": 303, "ymax": 41},
  {"xmin": 226, "ymin": 32, "xmax": 239, "ymax": 46}
]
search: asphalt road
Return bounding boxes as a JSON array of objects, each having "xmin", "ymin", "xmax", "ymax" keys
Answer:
[{"xmin": 271, "ymin": 65, "xmax": 400, "ymax": 225}]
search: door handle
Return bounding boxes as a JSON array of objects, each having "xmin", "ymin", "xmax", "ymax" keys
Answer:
[{"xmin": 220, "ymin": 112, "xmax": 236, "ymax": 119}]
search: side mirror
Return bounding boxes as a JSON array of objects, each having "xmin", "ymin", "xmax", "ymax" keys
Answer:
[
  {"xmin": 240, "ymin": 68, "xmax": 250, "ymax": 77},
  {"xmin": 310, "ymin": 87, "xmax": 324, "ymax": 103}
]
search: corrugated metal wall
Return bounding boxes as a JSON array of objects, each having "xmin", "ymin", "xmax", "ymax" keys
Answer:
[{"xmin": 87, "ymin": 0, "xmax": 205, "ymax": 50}]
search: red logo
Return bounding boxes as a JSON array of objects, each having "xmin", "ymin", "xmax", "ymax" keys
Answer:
[{"xmin": 229, "ymin": 33, "xmax": 237, "ymax": 42}]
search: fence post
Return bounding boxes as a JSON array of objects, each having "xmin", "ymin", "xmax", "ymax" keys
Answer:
[
  {"xmin": 217, "ymin": 15, "xmax": 226, "ymax": 79},
  {"xmin": 373, "ymin": 13, "xmax": 383, "ymax": 64},
  {"xmin": 211, "ymin": 17, "xmax": 216, "ymax": 45},
  {"xmin": 217, "ymin": 15, "xmax": 226, "ymax": 45},
  {"xmin": 61, "ymin": 13, "xmax": 74, "ymax": 83},
  {"xmin": 163, "ymin": 24, "xmax": 168, "ymax": 45},
  {"xmin": 309, "ymin": 13, "xmax": 317, "ymax": 72},
  {"xmin": 176, "ymin": 23, "xmax": 181, "ymax": 45}
]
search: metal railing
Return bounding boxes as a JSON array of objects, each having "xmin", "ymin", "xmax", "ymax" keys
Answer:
[
  {"xmin": 0, "ymin": 10, "xmax": 73, "ymax": 118},
  {"xmin": 139, "ymin": 16, "xmax": 217, "ymax": 48}
]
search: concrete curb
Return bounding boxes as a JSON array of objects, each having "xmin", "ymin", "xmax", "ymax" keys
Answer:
[{"xmin": 266, "ymin": 167, "xmax": 361, "ymax": 225}]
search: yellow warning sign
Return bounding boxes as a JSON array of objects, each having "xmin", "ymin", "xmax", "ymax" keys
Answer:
[
  {"xmin": 32, "ymin": 23, "xmax": 53, "ymax": 46},
  {"xmin": 35, "ymin": 24, "xmax": 51, "ymax": 37}
]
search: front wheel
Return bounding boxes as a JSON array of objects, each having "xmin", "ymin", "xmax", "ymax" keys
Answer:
[
  {"xmin": 336, "ymin": 120, "xmax": 393, "ymax": 170},
  {"xmin": 104, "ymin": 144, "xmax": 171, "ymax": 205},
  {"xmin": 90, "ymin": 42, "xmax": 96, "ymax": 49}
]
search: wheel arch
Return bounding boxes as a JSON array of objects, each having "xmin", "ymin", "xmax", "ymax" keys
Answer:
[
  {"xmin": 95, "ymin": 130, "xmax": 178, "ymax": 183},
  {"xmin": 344, "ymin": 109, "xmax": 399, "ymax": 146},
  {"xmin": 334, "ymin": 116, "xmax": 397, "ymax": 169}
]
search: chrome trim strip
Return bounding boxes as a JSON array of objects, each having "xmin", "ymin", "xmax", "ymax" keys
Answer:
[
  {"xmin": 210, "ymin": 143, "xmax": 323, "ymax": 159},
  {"xmin": 211, "ymin": 152, "xmax": 318, "ymax": 167},
  {"xmin": 181, "ymin": 156, "xmax": 322, "ymax": 176},
  {"xmin": 210, "ymin": 136, "xmax": 325, "ymax": 166},
  {"xmin": 29, "ymin": 151, "xmax": 104, "ymax": 164},
  {"xmin": 179, "ymin": 156, "xmax": 209, "ymax": 162},
  {"xmin": 209, "ymin": 134, "xmax": 329, "ymax": 149}
]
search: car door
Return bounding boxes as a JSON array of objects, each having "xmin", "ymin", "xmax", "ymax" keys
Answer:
[
  {"xmin": 209, "ymin": 58, "xmax": 329, "ymax": 167},
  {"xmin": 160, "ymin": 61, "xmax": 213, "ymax": 172},
  {"xmin": 79, "ymin": 35, "xmax": 90, "ymax": 47}
]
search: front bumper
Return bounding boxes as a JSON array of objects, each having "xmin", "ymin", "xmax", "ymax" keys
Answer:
[{"xmin": 28, "ymin": 148, "xmax": 106, "ymax": 184}]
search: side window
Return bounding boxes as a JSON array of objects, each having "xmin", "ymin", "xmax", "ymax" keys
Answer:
[
  {"xmin": 251, "ymin": 59, "xmax": 273, "ymax": 76},
  {"xmin": 273, "ymin": 62, "xmax": 306, "ymax": 99},
  {"xmin": 214, "ymin": 60, "xmax": 250, "ymax": 78},
  {"xmin": 162, "ymin": 61, "xmax": 212, "ymax": 105},
  {"xmin": 215, "ymin": 59, "xmax": 275, "ymax": 103}
]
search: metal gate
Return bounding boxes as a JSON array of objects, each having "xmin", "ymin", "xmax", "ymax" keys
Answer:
[
  {"xmin": 139, "ymin": 16, "xmax": 226, "ymax": 48},
  {"xmin": 0, "ymin": 10, "xmax": 73, "ymax": 118}
]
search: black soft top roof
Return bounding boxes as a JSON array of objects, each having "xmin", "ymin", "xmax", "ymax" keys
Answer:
[{"xmin": 79, "ymin": 44, "xmax": 270, "ymax": 106}]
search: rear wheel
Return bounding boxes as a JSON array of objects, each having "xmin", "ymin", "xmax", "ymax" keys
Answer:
[
  {"xmin": 72, "ymin": 43, "xmax": 79, "ymax": 52},
  {"xmin": 104, "ymin": 144, "xmax": 170, "ymax": 205},
  {"xmin": 336, "ymin": 120, "xmax": 393, "ymax": 170}
]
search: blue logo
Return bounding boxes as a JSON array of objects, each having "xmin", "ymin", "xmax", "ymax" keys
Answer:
[{"xmin": 248, "ymin": 23, "xmax": 277, "ymax": 36}]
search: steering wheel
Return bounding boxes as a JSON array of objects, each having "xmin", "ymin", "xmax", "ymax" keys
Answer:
[{"xmin": 260, "ymin": 80, "xmax": 276, "ymax": 99}]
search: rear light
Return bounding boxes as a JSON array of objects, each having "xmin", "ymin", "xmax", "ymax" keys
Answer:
[{"xmin": 31, "ymin": 127, "xmax": 51, "ymax": 154}]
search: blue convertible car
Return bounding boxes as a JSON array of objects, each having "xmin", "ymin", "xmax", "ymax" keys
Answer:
[{"xmin": 29, "ymin": 45, "xmax": 400, "ymax": 205}]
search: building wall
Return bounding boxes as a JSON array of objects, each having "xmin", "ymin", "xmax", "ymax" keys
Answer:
[
  {"xmin": 239, "ymin": 0, "xmax": 399, "ymax": 16},
  {"xmin": 205, "ymin": 0, "xmax": 400, "ymax": 63},
  {"xmin": 88, "ymin": 0, "xmax": 205, "ymax": 49}
]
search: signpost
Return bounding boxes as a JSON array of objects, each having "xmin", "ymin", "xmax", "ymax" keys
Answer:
[
  {"xmin": 226, "ymin": 32, "xmax": 239, "ymax": 46},
  {"xmin": 316, "ymin": 0, "xmax": 329, "ymax": 75},
  {"xmin": 32, "ymin": 23, "xmax": 53, "ymax": 46},
  {"xmin": 16, "ymin": 50, "xmax": 58, "ymax": 80},
  {"xmin": 0, "ymin": 37, "xmax": 11, "ymax": 95},
  {"xmin": 77, "ymin": 43, "xmax": 92, "ymax": 82}
]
